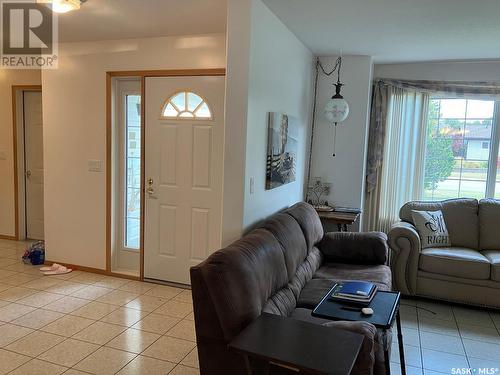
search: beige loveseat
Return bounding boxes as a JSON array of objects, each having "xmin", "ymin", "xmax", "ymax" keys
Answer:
[{"xmin": 388, "ymin": 198, "xmax": 500, "ymax": 309}]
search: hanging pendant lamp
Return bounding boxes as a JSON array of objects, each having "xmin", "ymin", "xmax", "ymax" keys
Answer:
[{"xmin": 322, "ymin": 56, "xmax": 349, "ymax": 157}]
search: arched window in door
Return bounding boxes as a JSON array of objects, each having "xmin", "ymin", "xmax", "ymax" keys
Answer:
[{"xmin": 161, "ymin": 91, "xmax": 212, "ymax": 119}]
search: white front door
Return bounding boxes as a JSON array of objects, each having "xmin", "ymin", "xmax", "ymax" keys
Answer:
[
  {"xmin": 144, "ymin": 76, "xmax": 225, "ymax": 284},
  {"xmin": 23, "ymin": 91, "xmax": 44, "ymax": 240}
]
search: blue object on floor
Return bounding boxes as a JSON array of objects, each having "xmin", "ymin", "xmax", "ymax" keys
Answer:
[{"xmin": 22, "ymin": 241, "xmax": 45, "ymax": 265}]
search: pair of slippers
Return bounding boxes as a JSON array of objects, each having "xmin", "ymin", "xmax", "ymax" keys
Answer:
[{"xmin": 39, "ymin": 263, "xmax": 72, "ymax": 276}]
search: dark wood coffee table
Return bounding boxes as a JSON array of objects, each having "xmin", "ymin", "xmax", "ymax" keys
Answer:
[
  {"xmin": 229, "ymin": 312, "xmax": 364, "ymax": 375},
  {"xmin": 312, "ymin": 289, "xmax": 405, "ymax": 375}
]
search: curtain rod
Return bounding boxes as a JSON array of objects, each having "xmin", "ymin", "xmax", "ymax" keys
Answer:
[{"xmin": 373, "ymin": 78, "xmax": 500, "ymax": 96}]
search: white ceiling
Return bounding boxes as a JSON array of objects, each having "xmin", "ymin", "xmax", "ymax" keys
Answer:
[
  {"xmin": 262, "ymin": 0, "xmax": 500, "ymax": 63},
  {"xmin": 58, "ymin": 0, "xmax": 227, "ymax": 42}
]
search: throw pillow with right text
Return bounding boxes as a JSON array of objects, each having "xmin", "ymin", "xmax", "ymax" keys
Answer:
[{"xmin": 411, "ymin": 210, "xmax": 451, "ymax": 248}]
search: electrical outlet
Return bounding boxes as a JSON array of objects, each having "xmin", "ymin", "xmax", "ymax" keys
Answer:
[
  {"xmin": 0, "ymin": 150, "xmax": 6, "ymax": 160},
  {"xmin": 88, "ymin": 159, "xmax": 103, "ymax": 172}
]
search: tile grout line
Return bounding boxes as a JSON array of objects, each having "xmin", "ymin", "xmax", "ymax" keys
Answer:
[
  {"xmin": 451, "ymin": 306, "xmax": 472, "ymax": 369},
  {"xmin": 2, "ymin": 303, "xmax": 195, "ymax": 372},
  {"xmin": 62, "ymin": 288, "xmax": 192, "ymax": 374},
  {"xmin": 489, "ymin": 310, "xmax": 500, "ymax": 337},
  {"xmin": 0, "ymin": 295, "xmax": 120, "ymax": 365},
  {"xmin": 0, "ymin": 280, "xmax": 196, "ymax": 373},
  {"xmin": 413, "ymin": 302, "xmax": 481, "ymax": 374},
  {"xmin": 0, "ymin": 248, "xmax": 196, "ymax": 365},
  {"xmin": 5, "ymin": 359, "xmax": 73, "ymax": 375},
  {"xmin": 415, "ymin": 303, "xmax": 424, "ymax": 375},
  {"xmin": 67, "ymin": 335, "xmax": 137, "ymax": 375}
]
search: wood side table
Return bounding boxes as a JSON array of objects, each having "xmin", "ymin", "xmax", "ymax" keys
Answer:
[
  {"xmin": 229, "ymin": 313, "xmax": 364, "ymax": 375},
  {"xmin": 317, "ymin": 211, "xmax": 360, "ymax": 232}
]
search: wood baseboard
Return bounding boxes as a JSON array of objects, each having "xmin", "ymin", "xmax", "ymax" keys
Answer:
[
  {"xmin": 0, "ymin": 234, "xmax": 18, "ymax": 240},
  {"xmin": 44, "ymin": 260, "xmax": 141, "ymax": 281}
]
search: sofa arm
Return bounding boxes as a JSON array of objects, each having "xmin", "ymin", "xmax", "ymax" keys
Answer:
[
  {"xmin": 323, "ymin": 321, "xmax": 376, "ymax": 375},
  {"xmin": 387, "ymin": 222, "xmax": 421, "ymax": 295},
  {"xmin": 319, "ymin": 231, "xmax": 388, "ymax": 265}
]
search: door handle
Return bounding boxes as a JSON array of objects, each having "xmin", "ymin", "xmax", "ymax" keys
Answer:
[
  {"xmin": 26, "ymin": 170, "xmax": 32, "ymax": 178},
  {"xmin": 146, "ymin": 178, "xmax": 154, "ymax": 195}
]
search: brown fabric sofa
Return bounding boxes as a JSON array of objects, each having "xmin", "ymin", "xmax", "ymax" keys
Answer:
[
  {"xmin": 191, "ymin": 202, "xmax": 392, "ymax": 375},
  {"xmin": 388, "ymin": 198, "xmax": 500, "ymax": 308}
]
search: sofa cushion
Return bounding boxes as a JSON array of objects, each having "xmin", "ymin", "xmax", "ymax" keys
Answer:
[
  {"xmin": 314, "ymin": 263, "xmax": 392, "ymax": 291},
  {"xmin": 400, "ymin": 198, "xmax": 479, "ymax": 249},
  {"xmin": 400, "ymin": 200, "xmax": 442, "ymax": 222},
  {"xmin": 263, "ymin": 246, "xmax": 324, "ymax": 316},
  {"xmin": 287, "ymin": 246, "xmax": 324, "ymax": 300},
  {"xmin": 260, "ymin": 212, "xmax": 308, "ymax": 281},
  {"xmin": 419, "ymin": 247, "xmax": 490, "ymax": 280},
  {"xmin": 285, "ymin": 202, "xmax": 324, "ymax": 252},
  {"xmin": 297, "ymin": 264, "xmax": 392, "ymax": 309},
  {"xmin": 479, "ymin": 199, "xmax": 500, "ymax": 251},
  {"xmin": 297, "ymin": 278, "xmax": 336, "ymax": 308},
  {"xmin": 193, "ymin": 228, "xmax": 288, "ymax": 339},
  {"xmin": 262, "ymin": 286, "xmax": 297, "ymax": 317},
  {"xmin": 481, "ymin": 250, "xmax": 500, "ymax": 282},
  {"xmin": 320, "ymin": 232, "xmax": 388, "ymax": 265}
]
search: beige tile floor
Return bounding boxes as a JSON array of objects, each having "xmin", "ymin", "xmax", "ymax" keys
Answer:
[
  {"xmin": 0, "ymin": 240, "xmax": 199, "ymax": 375},
  {"xmin": 391, "ymin": 298, "xmax": 500, "ymax": 375},
  {"xmin": 2, "ymin": 239, "xmax": 500, "ymax": 375}
]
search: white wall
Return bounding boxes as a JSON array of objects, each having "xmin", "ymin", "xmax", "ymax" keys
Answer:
[
  {"xmin": 0, "ymin": 70, "xmax": 41, "ymax": 238},
  {"xmin": 374, "ymin": 60, "xmax": 500, "ymax": 82},
  {"xmin": 309, "ymin": 56, "xmax": 373, "ymax": 227},
  {"xmin": 42, "ymin": 34, "xmax": 226, "ymax": 269},
  {"xmin": 222, "ymin": 0, "xmax": 252, "ymax": 245},
  {"xmin": 241, "ymin": 0, "xmax": 314, "ymax": 230}
]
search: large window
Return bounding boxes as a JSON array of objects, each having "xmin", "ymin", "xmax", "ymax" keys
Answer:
[
  {"xmin": 423, "ymin": 98, "xmax": 500, "ymax": 200},
  {"xmin": 124, "ymin": 95, "xmax": 141, "ymax": 249}
]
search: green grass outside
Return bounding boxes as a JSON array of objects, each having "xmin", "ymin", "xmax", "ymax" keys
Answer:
[{"xmin": 424, "ymin": 188, "xmax": 485, "ymax": 200}]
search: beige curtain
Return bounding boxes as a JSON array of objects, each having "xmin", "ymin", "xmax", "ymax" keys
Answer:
[
  {"xmin": 363, "ymin": 82, "xmax": 390, "ymax": 231},
  {"xmin": 364, "ymin": 86, "xmax": 428, "ymax": 232}
]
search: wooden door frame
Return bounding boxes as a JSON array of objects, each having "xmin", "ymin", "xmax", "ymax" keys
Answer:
[
  {"xmin": 11, "ymin": 85, "xmax": 43, "ymax": 241},
  {"xmin": 106, "ymin": 69, "xmax": 226, "ymax": 280}
]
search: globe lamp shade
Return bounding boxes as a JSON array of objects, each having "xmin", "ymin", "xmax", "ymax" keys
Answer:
[{"xmin": 324, "ymin": 97, "xmax": 349, "ymax": 123}]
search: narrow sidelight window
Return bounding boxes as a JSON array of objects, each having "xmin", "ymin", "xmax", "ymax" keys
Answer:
[{"xmin": 124, "ymin": 95, "xmax": 141, "ymax": 249}]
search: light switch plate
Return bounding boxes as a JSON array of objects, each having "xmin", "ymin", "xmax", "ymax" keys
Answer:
[
  {"xmin": 249, "ymin": 177, "xmax": 255, "ymax": 194},
  {"xmin": 0, "ymin": 150, "xmax": 7, "ymax": 160},
  {"xmin": 88, "ymin": 159, "xmax": 103, "ymax": 172}
]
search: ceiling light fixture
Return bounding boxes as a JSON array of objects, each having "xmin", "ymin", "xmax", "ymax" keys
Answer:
[
  {"xmin": 324, "ymin": 60, "xmax": 349, "ymax": 124},
  {"xmin": 37, "ymin": 0, "xmax": 86, "ymax": 14}
]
